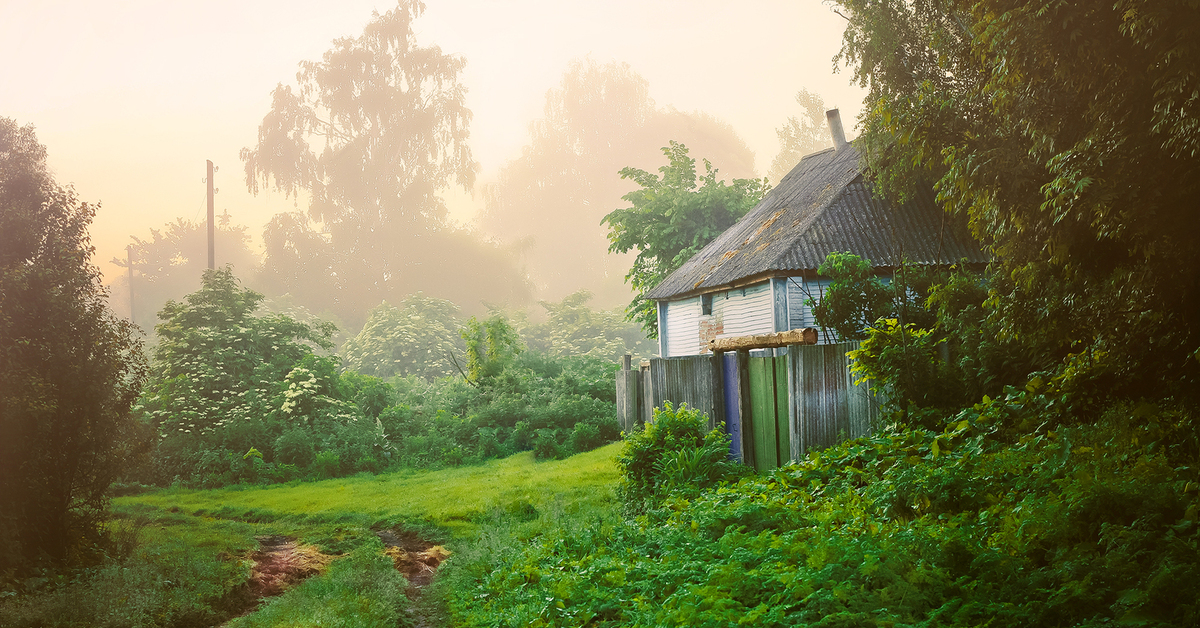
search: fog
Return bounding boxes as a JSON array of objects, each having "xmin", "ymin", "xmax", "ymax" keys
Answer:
[{"xmin": 1, "ymin": 0, "xmax": 864, "ymax": 334}]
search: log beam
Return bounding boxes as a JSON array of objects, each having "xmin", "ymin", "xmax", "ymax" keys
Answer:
[{"xmin": 709, "ymin": 327, "xmax": 817, "ymax": 352}]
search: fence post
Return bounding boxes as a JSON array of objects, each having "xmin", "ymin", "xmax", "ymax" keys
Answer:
[{"xmin": 617, "ymin": 354, "xmax": 644, "ymax": 433}]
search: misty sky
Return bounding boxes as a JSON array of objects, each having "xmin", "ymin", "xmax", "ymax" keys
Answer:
[{"xmin": 1, "ymin": 0, "xmax": 864, "ymax": 285}]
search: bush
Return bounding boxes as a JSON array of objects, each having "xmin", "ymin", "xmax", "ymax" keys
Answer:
[
  {"xmin": 313, "ymin": 451, "xmax": 341, "ymax": 479},
  {"xmin": 616, "ymin": 402, "xmax": 740, "ymax": 511}
]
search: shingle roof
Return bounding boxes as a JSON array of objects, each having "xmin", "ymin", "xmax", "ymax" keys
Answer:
[{"xmin": 645, "ymin": 142, "xmax": 988, "ymax": 301}]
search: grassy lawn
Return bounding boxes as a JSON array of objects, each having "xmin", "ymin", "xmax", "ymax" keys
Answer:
[
  {"xmin": 2, "ymin": 444, "xmax": 621, "ymax": 627},
  {"xmin": 117, "ymin": 443, "xmax": 621, "ymax": 537}
]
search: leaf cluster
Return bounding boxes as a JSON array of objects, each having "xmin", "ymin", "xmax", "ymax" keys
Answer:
[{"xmin": 603, "ymin": 141, "xmax": 769, "ymax": 337}]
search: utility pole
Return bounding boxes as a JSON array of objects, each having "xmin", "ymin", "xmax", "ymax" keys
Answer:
[
  {"xmin": 127, "ymin": 244, "xmax": 135, "ymax": 326},
  {"xmin": 206, "ymin": 159, "xmax": 215, "ymax": 270}
]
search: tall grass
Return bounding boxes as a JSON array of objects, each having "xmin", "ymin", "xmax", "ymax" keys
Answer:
[{"xmin": 0, "ymin": 511, "xmax": 260, "ymax": 627}]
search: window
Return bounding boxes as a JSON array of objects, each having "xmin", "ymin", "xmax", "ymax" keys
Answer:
[{"xmin": 701, "ymin": 293, "xmax": 713, "ymax": 315}]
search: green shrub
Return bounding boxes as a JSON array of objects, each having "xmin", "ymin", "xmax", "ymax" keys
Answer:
[
  {"xmin": 532, "ymin": 429, "xmax": 564, "ymax": 461},
  {"xmin": 313, "ymin": 451, "xmax": 341, "ymax": 479},
  {"xmin": 616, "ymin": 402, "xmax": 739, "ymax": 511},
  {"xmin": 454, "ymin": 386, "xmax": 1200, "ymax": 628}
]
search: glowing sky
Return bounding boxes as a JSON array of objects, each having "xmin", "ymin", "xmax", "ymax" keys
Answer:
[{"xmin": 1, "ymin": 0, "xmax": 865, "ymax": 283}]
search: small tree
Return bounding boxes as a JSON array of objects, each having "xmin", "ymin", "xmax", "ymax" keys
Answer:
[
  {"xmin": 341, "ymin": 294, "xmax": 462, "ymax": 380},
  {"xmin": 603, "ymin": 142, "xmax": 768, "ymax": 337},
  {"xmin": 0, "ymin": 119, "xmax": 148, "ymax": 569}
]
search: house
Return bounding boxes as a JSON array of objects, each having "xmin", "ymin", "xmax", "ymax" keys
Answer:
[{"xmin": 646, "ymin": 110, "xmax": 988, "ymax": 357}]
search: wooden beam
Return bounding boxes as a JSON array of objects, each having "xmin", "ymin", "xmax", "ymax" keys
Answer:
[{"xmin": 709, "ymin": 327, "xmax": 817, "ymax": 352}]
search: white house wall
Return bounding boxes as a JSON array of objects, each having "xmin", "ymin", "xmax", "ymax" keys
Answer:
[
  {"xmin": 711, "ymin": 282, "xmax": 773, "ymax": 339},
  {"xmin": 660, "ymin": 282, "xmax": 774, "ymax": 356},
  {"xmin": 664, "ymin": 296, "xmax": 702, "ymax": 357}
]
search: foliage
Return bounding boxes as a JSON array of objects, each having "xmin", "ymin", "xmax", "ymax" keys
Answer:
[
  {"xmin": 522, "ymin": 290, "xmax": 655, "ymax": 362},
  {"xmin": 0, "ymin": 118, "xmax": 149, "ymax": 571},
  {"xmin": 453, "ymin": 386, "xmax": 1200, "ymax": 627},
  {"xmin": 341, "ymin": 293, "xmax": 463, "ymax": 380},
  {"xmin": 810, "ymin": 252, "xmax": 893, "ymax": 341},
  {"xmin": 241, "ymin": 0, "xmax": 528, "ymax": 325},
  {"xmin": 139, "ymin": 275, "xmax": 622, "ymax": 484},
  {"xmin": 383, "ymin": 350, "xmax": 622, "ymax": 465},
  {"xmin": 135, "ymin": 267, "xmax": 375, "ymax": 486},
  {"xmin": 483, "ymin": 58, "xmax": 758, "ymax": 305},
  {"xmin": 616, "ymin": 402, "xmax": 740, "ymax": 512},
  {"xmin": 810, "ymin": 252, "xmax": 1038, "ymax": 416},
  {"xmin": 768, "ymin": 88, "xmax": 833, "ymax": 184},
  {"xmin": 0, "ymin": 510, "xmax": 257, "ymax": 628},
  {"xmin": 833, "ymin": 0, "xmax": 1200, "ymax": 402},
  {"xmin": 460, "ymin": 312, "xmax": 524, "ymax": 387},
  {"xmin": 603, "ymin": 141, "xmax": 769, "ymax": 336},
  {"xmin": 109, "ymin": 215, "xmax": 258, "ymax": 328}
]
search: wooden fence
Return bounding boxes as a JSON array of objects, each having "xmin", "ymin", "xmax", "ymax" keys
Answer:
[{"xmin": 616, "ymin": 342, "xmax": 885, "ymax": 471}]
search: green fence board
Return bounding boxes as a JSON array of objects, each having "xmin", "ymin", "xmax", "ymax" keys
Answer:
[
  {"xmin": 747, "ymin": 356, "xmax": 777, "ymax": 472},
  {"xmin": 774, "ymin": 357, "xmax": 790, "ymax": 464}
]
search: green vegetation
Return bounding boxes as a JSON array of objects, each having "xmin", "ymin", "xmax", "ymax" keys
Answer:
[
  {"xmin": 834, "ymin": 0, "xmax": 1200, "ymax": 403},
  {"xmin": 453, "ymin": 389, "xmax": 1200, "ymax": 627},
  {"xmin": 226, "ymin": 543, "xmax": 409, "ymax": 628},
  {"xmin": 603, "ymin": 141, "xmax": 769, "ymax": 336},
  {"xmin": 123, "ymin": 443, "xmax": 620, "ymax": 537},
  {"xmin": 0, "ymin": 508, "xmax": 258, "ymax": 627},
  {"xmin": 1, "ymin": 444, "xmax": 621, "ymax": 626},
  {"xmin": 132, "ymin": 269, "xmax": 626, "ymax": 487},
  {"xmin": 0, "ymin": 119, "xmax": 148, "ymax": 572}
]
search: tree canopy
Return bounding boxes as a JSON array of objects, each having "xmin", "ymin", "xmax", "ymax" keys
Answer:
[
  {"xmin": 242, "ymin": 0, "xmax": 529, "ymax": 325},
  {"xmin": 483, "ymin": 59, "xmax": 758, "ymax": 307},
  {"xmin": 767, "ymin": 88, "xmax": 833, "ymax": 185},
  {"xmin": 109, "ymin": 215, "xmax": 257, "ymax": 328},
  {"xmin": 603, "ymin": 142, "xmax": 769, "ymax": 336},
  {"xmin": 0, "ymin": 119, "xmax": 147, "ymax": 570},
  {"xmin": 340, "ymin": 293, "xmax": 462, "ymax": 381},
  {"xmin": 834, "ymin": 0, "xmax": 1200, "ymax": 400}
]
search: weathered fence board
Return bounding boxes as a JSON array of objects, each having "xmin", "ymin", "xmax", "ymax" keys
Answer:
[
  {"xmin": 647, "ymin": 355, "xmax": 716, "ymax": 429},
  {"xmin": 614, "ymin": 340, "xmax": 884, "ymax": 471},
  {"xmin": 789, "ymin": 342, "xmax": 883, "ymax": 455}
]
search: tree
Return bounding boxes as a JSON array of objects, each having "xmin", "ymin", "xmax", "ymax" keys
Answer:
[
  {"xmin": 341, "ymin": 293, "xmax": 462, "ymax": 380},
  {"xmin": 0, "ymin": 119, "xmax": 148, "ymax": 570},
  {"xmin": 139, "ymin": 267, "xmax": 338, "ymax": 480},
  {"xmin": 523, "ymin": 289, "xmax": 656, "ymax": 362},
  {"xmin": 833, "ymin": 0, "xmax": 1200, "ymax": 401},
  {"xmin": 767, "ymin": 88, "xmax": 833, "ymax": 184},
  {"xmin": 109, "ymin": 214, "xmax": 258, "ymax": 327},
  {"xmin": 482, "ymin": 59, "xmax": 758, "ymax": 307},
  {"xmin": 810, "ymin": 252, "xmax": 893, "ymax": 341},
  {"xmin": 242, "ymin": 0, "xmax": 529, "ymax": 325},
  {"xmin": 603, "ymin": 142, "xmax": 769, "ymax": 336}
]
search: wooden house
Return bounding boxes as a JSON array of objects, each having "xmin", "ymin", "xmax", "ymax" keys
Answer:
[{"xmin": 647, "ymin": 110, "xmax": 987, "ymax": 357}]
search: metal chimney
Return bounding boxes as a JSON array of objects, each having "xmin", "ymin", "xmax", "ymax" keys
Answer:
[{"xmin": 826, "ymin": 109, "xmax": 848, "ymax": 150}]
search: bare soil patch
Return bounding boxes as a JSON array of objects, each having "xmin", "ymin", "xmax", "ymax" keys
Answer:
[
  {"xmin": 217, "ymin": 535, "xmax": 335, "ymax": 626},
  {"xmin": 376, "ymin": 528, "xmax": 450, "ymax": 628}
]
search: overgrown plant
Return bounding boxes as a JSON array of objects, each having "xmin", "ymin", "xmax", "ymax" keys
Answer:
[{"xmin": 616, "ymin": 402, "xmax": 741, "ymax": 511}]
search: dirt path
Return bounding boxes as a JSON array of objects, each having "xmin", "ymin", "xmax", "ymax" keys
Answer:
[
  {"xmin": 375, "ymin": 528, "xmax": 451, "ymax": 628},
  {"xmin": 216, "ymin": 530, "xmax": 447, "ymax": 627},
  {"xmin": 217, "ymin": 535, "xmax": 335, "ymax": 626}
]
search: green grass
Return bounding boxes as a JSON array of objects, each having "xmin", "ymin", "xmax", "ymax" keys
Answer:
[
  {"xmin": 226, "ymin": 540, "xmax": 408, "ymax": 628},
  {"xmin": 4, "ymin": 444, "xmax": 622, "ymax": 628},
  {"xmin": 0, "ymin": 510, "xmax": 264, "ymax": 627},
  {"xmin": 117, "ymin": 443, "xmax": 621, "ymax": 537}
]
